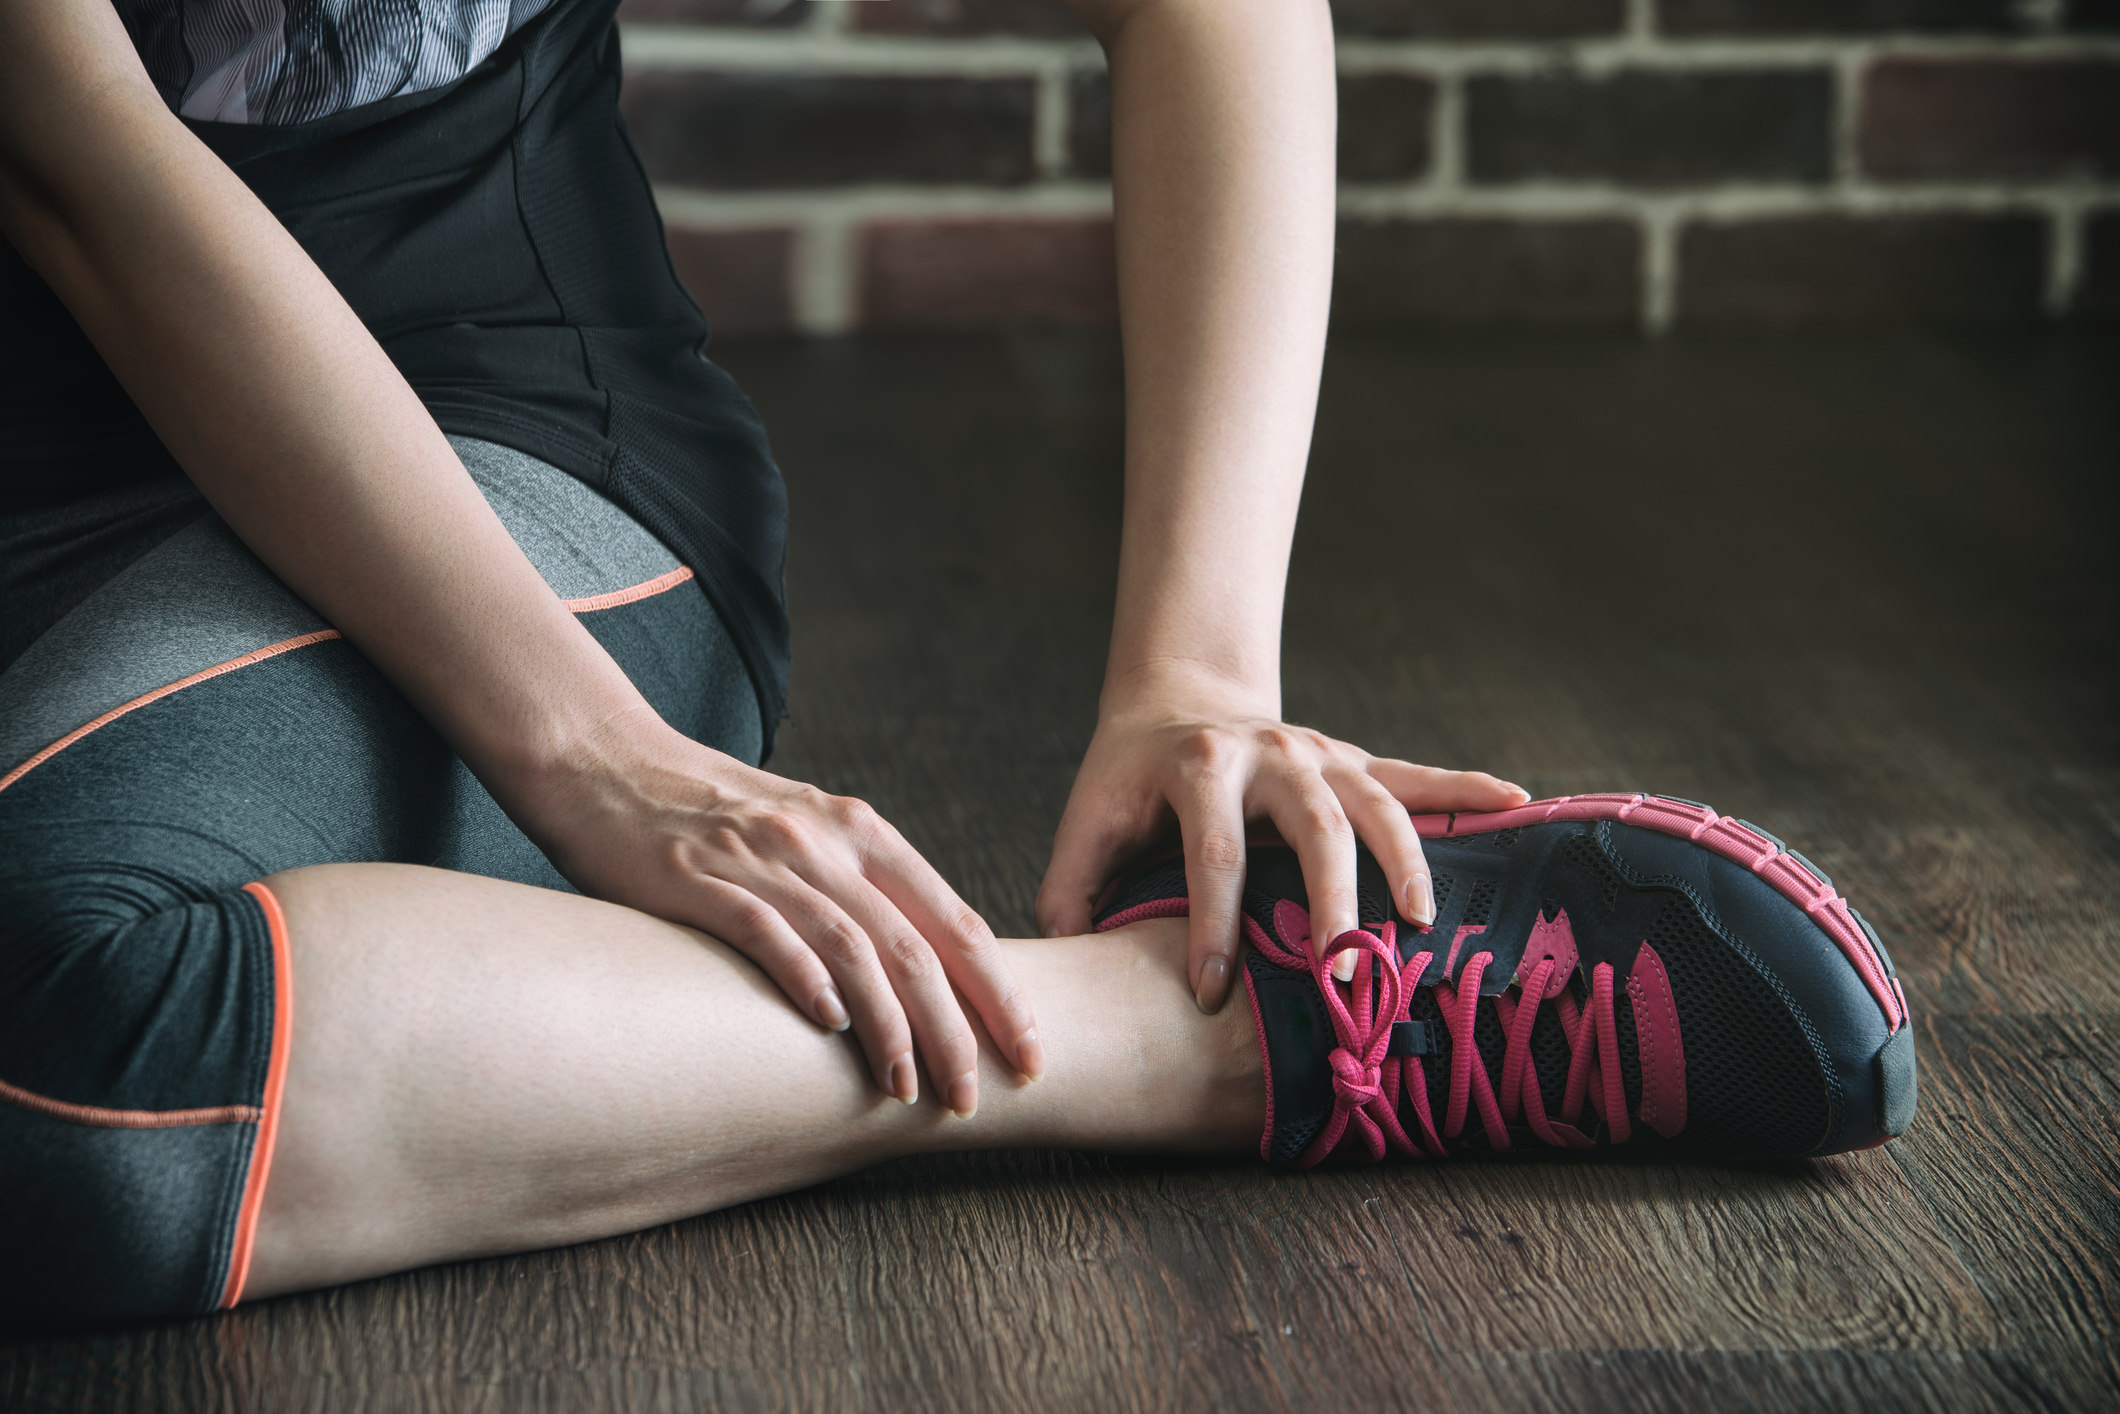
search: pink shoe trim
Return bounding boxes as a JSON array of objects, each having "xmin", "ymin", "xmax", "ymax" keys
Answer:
[
  {"xmin": 1407, "ymin": 794, "xmax": 1902, "ymax": 1033},
  {"xmin": 1093, "ymin": 897, "xmax": 1191, "ymax": 932},
  {"xmin": 1272, "ymin": 900, "xmax": 1312, "ymax": 959},
  {"xmin": 1442, "ymin": 923, "xmax": 1485, "ymax": 978},
  {"xmin": 1517, "ymin": 908, "xmax": 1578, "ymax": 1000},
  {"xmin": 1627, "ymin": 941, "xmax": 1688, "ymax": 1139}
]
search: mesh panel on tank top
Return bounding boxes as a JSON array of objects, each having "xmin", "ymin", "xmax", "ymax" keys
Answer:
[{"xmin": 116, "ymin": 0, "xmax": 559, "ymax": 125}]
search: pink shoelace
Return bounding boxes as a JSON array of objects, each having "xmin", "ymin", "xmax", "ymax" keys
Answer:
[{"xmin": 1266, "ymin": 915, "xmax": 1634, "ymax": 1167}]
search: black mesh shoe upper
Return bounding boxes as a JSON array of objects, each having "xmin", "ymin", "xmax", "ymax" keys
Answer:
[{"xmin": 1094, "ymin": 802, "xmax": 1914, "ymax": 1165}]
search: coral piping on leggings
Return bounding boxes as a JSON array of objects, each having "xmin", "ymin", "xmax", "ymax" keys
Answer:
[
  {"xmin": 0, "ymin": 630, "xmax": 344, "ymax": 796},
  {"xmin": 0, "ymin": 1078, "xmax": 263, "ymax": 1127},
  {"xmin": 0, "ymin": 566, "xmax": 699, "ymax": 797},
  {"xmin": 561, "ymin": 564, "xmax": 694, "ymax": 613},
  {"xmin": 220, "ymin": 881, "xmax": 295, "ymax": 1310}
]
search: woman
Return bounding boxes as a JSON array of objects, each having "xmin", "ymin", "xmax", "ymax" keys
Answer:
[{"xmin": 0, "ymin": 0, "xmax": 1914, "ymax": 1328}]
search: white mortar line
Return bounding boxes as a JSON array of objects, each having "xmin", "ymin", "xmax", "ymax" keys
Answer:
[
  {"xmin": 1033, "ymin": 62, "xmax": 1073, "ymax": 179},
  {"xmin": 1336, "ymin": 33, "xmax": 2120, "ymax": 73},
  {"xmin": 655, "ymin": 182, "xmax": 1116, "ymax": 225},
  {"xmin": 618, "ymin": 25, "xmax": 2120, "ymax": 77},
  {"xmin": 791, "ymin": 216, "xmax": 856, "ymax": 335},
  {"xmin": 1641, "ymin": 205, "xmax": 1677, "ymax": 334},
  {"xmin": 621, "ymin": 24, "xmax": 1100, "ymax": 72},
  {"xmin": 1426, "ymin": 72, "xmax": 1464, "ymax": 193},
  {"xmin": 2045, "ymin": 194, "xmax": 2085, "ymax": 315},
  {"xmin": 1831, "ymin": 50, "xmax": 1864, "ymax": 185},
  {"xmin": 654, "ymin": 178, "xmax": 2120, "ymax": 228},
  {"xmin": 1626, "ymin": 0, "xmax": 1656, "ymax": 43},
  {"xmin": 805, "ymin": 1, "xmax": 854, "ymax": 37},
  {"xmin": 1333, "ymin": 181, "xmax": 2120, "ymax": 220}
]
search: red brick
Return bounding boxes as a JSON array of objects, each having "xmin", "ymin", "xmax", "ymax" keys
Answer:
[
  {"xmin": 859, "ymin": 219, "xmax": 1118, "ymax": 328},
  {"xmin": 1330, "ymin": 0, "xmax": 1622, "ymax": 38},
  {"xmin": 664, "ymin": 227, "xmax": 797, "ymax": 337},
  {"xmin": 1467, "ymin": 70, "xmax": 1833, "ymax": 187},
  {"xmin": 1678, "ymin": 215, "xmax": 2045, "ymax": 325},
  {"xmin": 617, "ymin": 0, "xmax": 807, "ymax": 26},
  {"xmin": 854, "ymin": 0, "xmax": 1085, "ymax": 36},
  {"xmin": 2077, "ymin": 212, "xmax": 2120, "ymax": 322},
  {"xmin": 1861, "ymin": 59, "xmax": 2120, "ymax": 180},
  {"xmin": 1067, "ymin": 70, "xmax": 1111, "ymax": 178},
  {"xmin": 1659, "ymin": 0, "xmax": 2013, "ymax": 33},
  {"xmin": 622, "ymin": 72, "xmax": 1037, "ymax": 188},
  {"xmin": 1332, "ymin": 219, "xmax": 1640, "ymax": 325},
  {"xmin": 1340, "ymin": 74, "xmax": 1435, "ymax": 182}
]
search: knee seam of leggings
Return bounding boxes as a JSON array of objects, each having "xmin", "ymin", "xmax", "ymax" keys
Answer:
[{"xmin": 218, "ymin": 880, "xmax": 295, "ymax": 1310}]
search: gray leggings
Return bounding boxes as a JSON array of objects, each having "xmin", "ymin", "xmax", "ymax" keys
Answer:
[{"xmin": 0, "ymin": 439, "xmax": 763, "ymax": 1329}]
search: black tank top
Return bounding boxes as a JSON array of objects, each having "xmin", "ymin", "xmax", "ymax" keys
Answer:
[{"xmin": 0, "ymin": 0, "xmax": 791, "ymax": 752}]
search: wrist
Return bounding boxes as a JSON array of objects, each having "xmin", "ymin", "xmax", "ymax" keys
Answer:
[
  {"xmin": 1098, "ymin": 654, "xmax": 1280, "ymax": 724},
  {"xmin": 472, "ymin": 692, "xmax": 686, "ymax": 829}
]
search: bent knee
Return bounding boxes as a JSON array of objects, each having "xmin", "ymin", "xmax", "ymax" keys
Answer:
[{"xmin": 0, "ymin": 874, "xmax": 290, "ymax": 1329}]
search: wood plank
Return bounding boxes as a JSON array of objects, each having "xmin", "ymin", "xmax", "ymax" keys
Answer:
[
  {"xmin": 1444, "ymin": 1348, "xmax": 2092, "ymax": 1414},
  {"xmin": 1887, "ymin": 1011, "xmax": 2120, "ymax": 1387}
]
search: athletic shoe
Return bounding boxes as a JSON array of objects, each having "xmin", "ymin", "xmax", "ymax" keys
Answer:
[{"xmin": 1093, "ymin": 793, "xmax": 1915, "ymax": 1165}]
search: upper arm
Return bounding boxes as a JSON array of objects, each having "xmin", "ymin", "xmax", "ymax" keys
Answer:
[{"xmin": 0, "ymin": 1, "xmax": 179, "ymax": 254}]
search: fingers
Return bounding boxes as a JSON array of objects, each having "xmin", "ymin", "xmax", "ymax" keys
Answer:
[
  {"xmin": 826, "ymin": 868, "xmax": 986, "ymax": 1117},
  {"xmin": 1258, "ymin": 754, "xmax": 1360, "ymax": 974},
  {"xmin": 677, "ymin": 794, "xmax": 1033, "ymax": 1116},
  {"xmin": 1367, "ymin": 759, "xmax": 1529, "ymax": 813},
  {"xmin": 1035, "ymin": 804, "xmax": 1125, "ymax": 942},
  {"xmin": 858, "ymin": 809, "xmax": 1044, "ymax": 1087},
  {"xmin": 1175, "ymin": 751, "xmax": 1249, "ymax": 1014},
  {"xmin": 741, "ymin": 872, "xmax": 921, "ymax": 1106},
  {"xmin": 1330, "ymin": 759, "xmax": 1435, "ymax": 930},
  {"xmin": 686, "ymin": 873, "xmax": 852, "ymax": 1032}
]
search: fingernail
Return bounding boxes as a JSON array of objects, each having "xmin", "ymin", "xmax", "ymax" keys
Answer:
[
  {"xmin": 1502, "ymin": 781, "xmax": 1531, "ymax": 802},
  {"xmin": 1407, "ymin": 874, "xmax": 1436, "ymax": 926},
  {"xmin": 947, "ymin": 1072, "xmax": 978, "ymax": 1118},
  {"xmin": 813, "ymin": 987, "xmax": 850, "ymax": 1032},
  {"xmin": 1331, "ymin": 950, "xmax": 1357, "ymax": 983},
  {"xmin": 890, "ymin": 1055, "xmax": 918, "ymax": 1105},
  {"xmin": 1195, "ymin": 955, "xmax": 1230, "ymax": 1012},
  {"xmin": 1015, "ymin": 1028, "xmax": 1045, "ymax": 1081}
]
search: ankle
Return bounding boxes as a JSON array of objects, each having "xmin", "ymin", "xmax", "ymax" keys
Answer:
[{"xmin": 1078, "ymin": 919, "xmax": 1264, "ymax": 1151}]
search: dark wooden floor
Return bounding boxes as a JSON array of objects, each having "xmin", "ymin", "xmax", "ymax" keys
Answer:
[{"xmin": 5, "ymin": 331, "xmax": 2117, "ymax": 1411}]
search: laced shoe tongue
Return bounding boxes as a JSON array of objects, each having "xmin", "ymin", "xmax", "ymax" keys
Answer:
[
  {"xmin": 1253, "ymin": 888, "xmax": 1645, "ymax": 1164},
  {"xmin": 1094, "ymin": 841, "xmax": 1658, "ymax": 1164}
]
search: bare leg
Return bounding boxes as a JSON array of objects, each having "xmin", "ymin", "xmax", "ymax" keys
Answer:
[{"xmin": 244, "ymin": 864, "xmax": 1262, "ymax": 1300}]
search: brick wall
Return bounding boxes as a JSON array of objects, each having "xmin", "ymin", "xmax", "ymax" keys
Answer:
[{"xmin": 619, "ymin": 0, "xmax": 2120, "ymax": 335}]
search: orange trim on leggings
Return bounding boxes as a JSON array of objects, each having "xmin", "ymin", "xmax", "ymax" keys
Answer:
[
  {"xmin": 220, "ymin": 880, "xmax": 295, "ymax": 1310},
  {"xmin": 0, "ymin": 1076, "xmax": 262, "ymax": 1128},
  {"xmin": 0, "ymin": 630, "xmax": 344, "ymax": 796},
  {"xmin": 561, "ymin": 564, "xmax": 694, "ymax": 613},
  {"xmin": 0, "ymin": 565, "xmax": 698, "ymax": 798}
]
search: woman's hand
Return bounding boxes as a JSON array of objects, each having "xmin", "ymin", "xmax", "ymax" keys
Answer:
[
  {"xmin": 1036, "ymin": 665, "xmax": 1528, "ymax": 1013},
  {"xmin": 520, "ymin": 709, "xmax": 1041, "ymax": 1117}
]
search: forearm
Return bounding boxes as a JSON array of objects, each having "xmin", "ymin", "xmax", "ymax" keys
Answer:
[
  {"xmin": 0, "ymin": 2, "xmax": 655, "ymax": 802},
  {"xmin": 1092, "ymin": 0, "xmax": 1337, "ymax": 713}
]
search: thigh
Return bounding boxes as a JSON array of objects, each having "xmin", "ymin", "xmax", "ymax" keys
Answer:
[{"xmin": 0, "ymin": 437, "xmax": 762, "ymax": 1327}]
